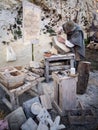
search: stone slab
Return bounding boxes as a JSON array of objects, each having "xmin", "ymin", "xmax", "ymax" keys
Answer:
[
  {"xmin": 37, "ymin": 122, "xmax": 48, "ymax": 130},
  {"xmin": 23, "ymin": 97, "xmax": 40, "ymax": 118},
  {"xmin": 21, "ymin": 117, "xmax": 37, "ymax": 130},
  {"xmin": 5, "ymin": 107, "xmax": 26, "ymax": 130}
]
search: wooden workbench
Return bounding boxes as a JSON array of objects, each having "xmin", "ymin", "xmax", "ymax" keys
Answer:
[
  {"xmin": 0, "ymin": 77, "xmax": 43, "ymax": 111},
  {"xmin": 44, "ymin": 53, "xmax": 75, "ymax": 82},
  {"xmin": 0, "ymin": 66, "xmax": 43, "ymax": 110}
]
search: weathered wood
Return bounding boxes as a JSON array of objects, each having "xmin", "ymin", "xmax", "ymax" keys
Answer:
[
  {"xmin": 45, "ymin": 60, "xmax": 49, "ymax": 82},
  {"xmin": 52, "ymin": 101, "xmax": 63, "ymax": 116},
  {"xmin": 2, "ymin": 97, "xmax": 13, "ymax": 111},
  {"xmin": 0, "ymin": 79, "xmax": 42, "ymax": 110},
  {"xmin": 0, "ymin": 68, "xmax": 25, "ymax": 90},
  {"xmin": 68, "ymin": 109, "xmax": 96, "ymax": 125},
  {"xmin": 40, "ymin": 95, "xmax": 52, "ymax": 110},
  {"xmin": 49, "ymin": 62, "xmax": 65, "ymax": 67},
  {"xmin": 10, "ymin": 93, "xmax": 19, "ymax": 110},
  {"xmin": 52, "ymin": 71, "xmax": 78, "ymax": 114},
  {"xmin": 77, "ymin": 61, "xmax": 91, "ymax": 94},
  {"xmin": 44, "ymin": 54, "xmax": 75, "ymax": 82},
  {"xmin": 10, "ymin": 82, "xmax": 32, "ymax": 95},
  {"xmin": 49, "ymin": 65, "xmax": 69, "ymax": 71}
]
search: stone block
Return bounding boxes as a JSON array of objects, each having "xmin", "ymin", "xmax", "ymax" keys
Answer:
[
  {"xmin": 21, "ymin": 118, "xmax": 37, "ymax": 130},
  {"xmin": 5, "ymin": 107, "xmax": 26, "ymax": 130},
  {"xmin": 37, "ymin": 122, "xmax": 48, "ymax": 130},
  {"xmin": 37, "ymin": 107, "xmax": 51, "ymax": 125},
  {"xmin": 23, "ymin": 97, "xmax": 40, "ymax": 118}
]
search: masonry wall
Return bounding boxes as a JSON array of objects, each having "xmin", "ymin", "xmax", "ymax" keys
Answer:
[{"xmin": 0, "ymin": 0, "xmax": 98, "ymax": 66}]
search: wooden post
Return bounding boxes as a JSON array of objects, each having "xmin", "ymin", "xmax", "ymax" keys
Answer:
[
  {"xmin": 32, "ymin": 44, "xmax": 34, "ymax": 61},
  {"xmin": 77, "ymin": 61, "xmax": 91, "ymax": 94}
]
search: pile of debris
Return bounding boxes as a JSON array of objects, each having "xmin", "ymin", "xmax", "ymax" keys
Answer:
[
  {"xmin": 0, "ymin": 61, "xmax": 98, "ymax": 130},
  {"xmin": 0, "ymin": 96, "xmax": 65, "ymax": 130}
]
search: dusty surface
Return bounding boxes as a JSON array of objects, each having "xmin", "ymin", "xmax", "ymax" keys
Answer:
[{"xmin": 0, "ymin": 47, "xmax": 98, "ymax": 130}]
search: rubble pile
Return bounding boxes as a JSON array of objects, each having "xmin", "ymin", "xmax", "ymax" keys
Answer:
[{"xmin": 1, "ymin": 96, "xmax": 65, "ymax": 130}]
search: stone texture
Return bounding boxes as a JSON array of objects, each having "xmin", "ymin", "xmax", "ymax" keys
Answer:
[
  {"xmin": 37, "ymin": 107, "xmax": 51, "ymax": 125},
  {"xmin": 5, "ymin": 107, "xmax": 26, "ymax": 130},
  {"xmin": 37, "ymin": 122, "xmax": 48, "ymax": 130},
  {"xmin": 21, "ymin": 117, "xmax": 37, "ymax": 130},
  {"xmin": 23, "ymin": 97, "xmax": 40, "ymax": 118}
]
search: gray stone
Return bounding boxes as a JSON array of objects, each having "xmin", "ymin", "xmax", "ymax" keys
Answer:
[
  {"xmin": 49, "ymin": 116, "xmax": 65, "ymax": 130},
  {"xmin": 37, "ymin": 122, "xmax": 48, "ymax": 130},
  {"xmin": 21, "ymin": 117, "xmax": 37, "ymax": 130},
  {"xmin": 37, "ymin": 107, "xmax": 51, "ymax": 125},
  {"xmin": 23, "ymin": 97, "xmax": 40, "ymax": 118},
  {"xmin": 5, "ymin": 107, "xmax": 26, "ymax": 130}
]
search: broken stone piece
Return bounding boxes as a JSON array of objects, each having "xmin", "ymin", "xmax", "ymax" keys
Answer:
[
  {"xmin": 37, "ymin": 107, "xmax": 51, "ymax": 125},
  {"xmin": 5, "ymin": 107, "xmax": 26, "ymax": 130},
  {"xmin": 23, "ymin": 97, "xmax": 40, "ymax": 118},
  {"xmin": 40, "ymin": 94, "xmax": 52, "ymax": 110},
  {"xmin": 48, "ymin": 116, "xmax": 66, "ymax": 130},
  {"xmin": 21, "ymin": 118, "xmax": 37, "ymax": 130},
  {"xmin": 31, "ymin": 102, "xmax": 42, "ymax": 115},
  {"xmin": 37, "ymin": 122, "xmax": 49, "ymax": 130}
]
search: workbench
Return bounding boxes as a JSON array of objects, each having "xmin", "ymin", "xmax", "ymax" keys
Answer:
[
  {"xmin": 0, "ymin": 67, "xmax": 43, "ymax": 110},
  {"xmin": 0, "ymin": 78, "xmax": 43, "ymax": 111},
  {"xmin": 44, "ymin": 53, "xmax": 75, "ymax": 82}
]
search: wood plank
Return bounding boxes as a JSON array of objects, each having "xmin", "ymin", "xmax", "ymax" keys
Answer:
[
  {"xmin": 10, "ymin": 82, "xmax": 32, "ymax": 96},
  {"xmin": 0, "ymin": 83, "xmax": 11, "ymax": 95},
  {"xmin": 50, "ymin": 65, "xmax": 70, "ymax": 71},
  {"xmin": 45, "ymin": 60, "xmax": 49, "ymax": 82},
  {"xmin": 40, "ymin": 95, "xmax": 52, "ymax": 110},
  {"xmin": 52, "ymin": 101, "xmax": 64, "ymax": 116},
  {"xmin": 44, "ymin": 54, "xmax": 75, "ymax": 82},
  {"xmin": 2, "ymin": 97, "xmax": 13, "ymax": 111}
]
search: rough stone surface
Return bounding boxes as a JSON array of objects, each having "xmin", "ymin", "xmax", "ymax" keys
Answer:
[
  {"xmin": 0, "ymin": 0, "xmax": 98, "ymax": 64},
  {"xmin": 21, "ymin": 117, "xmax": 37, "ymax": 130},
  {"xmin": 23, "ymin": 97, "xmax": 40, "ymax": 118},
  {"xmin": 37, "ymin": 122, "xmax": 48, "ymax": 130},
  {"xmin": 5, "ymin": 107, "xmax": 26, "ymax": 130}
]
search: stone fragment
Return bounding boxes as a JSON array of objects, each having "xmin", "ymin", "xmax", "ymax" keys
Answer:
[
  {"xmin": 48, "ymin": 116, "xmax": 66, "ymax": 130},
  {"xmin": 5, "ymin": 107, "xmax": 26, "ymax": 130},
  {"xmin": 23, "ymin": 97, "xmax": 40, "ymax": 118},
  {"xmin": 40, "ymin": 94, "xmax": 52, "ymax": 110},
  {"xmin": 37, "ymin": 122, "xmax": 48, "ymax": 130},
  {"xmin": 31, "ymin": 102, "xmax": 42, "ymax": 115},
  {"xmin": 37, "ymin": 107, "xmax": 51, "ymax": 125},
  {"xmin": 21, "ymin": 118, "xmax": 37, "ymax": 130}
]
